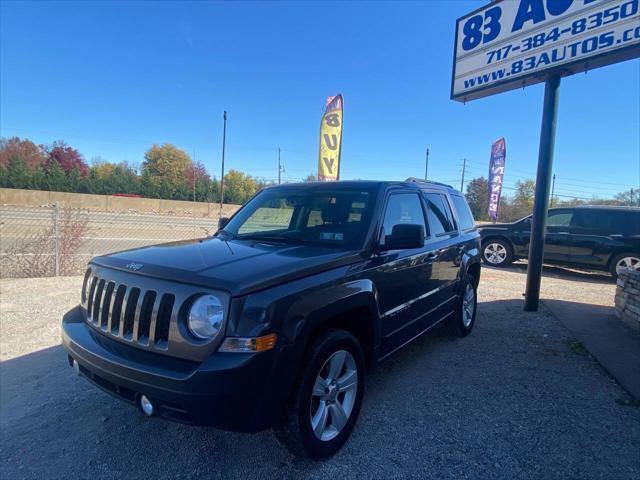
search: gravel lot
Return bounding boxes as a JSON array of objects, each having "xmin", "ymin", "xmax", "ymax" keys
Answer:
[{"xmin": 1, "ymin": 266, "xmax": 639, "ymax": 479}]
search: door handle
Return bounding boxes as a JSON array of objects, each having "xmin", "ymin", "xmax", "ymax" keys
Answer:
[{"xmin": 426, "ymin": 252, "xmax": 439, "ymax": 261}]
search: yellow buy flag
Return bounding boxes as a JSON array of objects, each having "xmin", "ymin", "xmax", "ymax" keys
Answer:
[{"xmin": 318, "ymin": 94, "xmax": 343, "ymax": 181}]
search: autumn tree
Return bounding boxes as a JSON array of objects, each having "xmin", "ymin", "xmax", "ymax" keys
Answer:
[
  {"xmin": 0, "ymin": 137, "xmax": 45, "ymax": 171},
  {"xmin": 141, "ymin": 144, "xmax": 191, "ymax": 184},
  {"xmin": 44, "ymin": 141, "xmax": 89, "ymax": 176},
  {"xmin": 223, "ymin": 170, "xmax": 260, "ymax": 204}
]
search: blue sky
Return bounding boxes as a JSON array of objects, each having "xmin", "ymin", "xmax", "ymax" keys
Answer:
[{"xmin": 1, "ymin": 0, "xmax": 638, "ymax": 200}]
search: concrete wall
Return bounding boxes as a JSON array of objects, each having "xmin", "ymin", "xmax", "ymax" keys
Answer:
[
  {"xmin": 615, "ymin": 269, "xmax": 640, "ymax": 332},
  {"xmin": 0, "ymin": 188, "xmax": 240, "ymax": 217}
]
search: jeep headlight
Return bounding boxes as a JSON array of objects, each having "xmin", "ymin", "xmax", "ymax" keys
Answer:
[{"xmin": 188, "ymin": 294, "xmax": 226, "ymax": 339}]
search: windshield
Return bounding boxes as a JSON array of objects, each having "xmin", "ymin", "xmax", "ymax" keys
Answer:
[{"xmin": 219, "ymin": 186, "xmax": 376, "ymax": 249}]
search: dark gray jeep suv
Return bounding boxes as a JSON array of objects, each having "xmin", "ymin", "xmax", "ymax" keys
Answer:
[{"xmin": 62, "ymin": 179, "xmax": 481, "ymax": 458}]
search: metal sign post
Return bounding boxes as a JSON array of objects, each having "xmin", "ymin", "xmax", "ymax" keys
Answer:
[{"xmin": 525, "ymin": 75, "xmax": 561, "ymax": 311}]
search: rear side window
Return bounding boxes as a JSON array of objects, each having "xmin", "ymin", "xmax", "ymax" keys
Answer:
[
  {"xmin": 572, "ymin": 210, "xmax": 640, "ymax": 235},
  {"xmin": 424, "ymin": 192, "xmax": 456, "ymax": 235},
  {"xmin": 450, "ymin": 194, "xmax": 475, "ymax": 231}
]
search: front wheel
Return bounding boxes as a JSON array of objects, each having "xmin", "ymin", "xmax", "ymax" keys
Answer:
[{"xmin": 275, "ymin": 329, "xmax": 365, "ymax": 459}]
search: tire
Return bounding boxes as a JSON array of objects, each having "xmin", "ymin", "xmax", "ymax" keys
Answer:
[
  {"xmin": 481, "ymin": 239, "xmax": 514, "ymax": 267},
  {"xmin": 610, "ymin": 253, "xmax": 640, "ymax": 278},
  {"xmin": 448, "ymin": 274, "xmax": 477, "ymax": 337},
  {"xmin": 274, "ymin": 329, "xmax": 365, "ymax": 459}
]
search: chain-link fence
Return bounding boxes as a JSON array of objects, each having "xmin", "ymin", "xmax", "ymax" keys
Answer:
[{"xmin": 0, "ymin": 205, "xmax": 231, "ymax": 278}]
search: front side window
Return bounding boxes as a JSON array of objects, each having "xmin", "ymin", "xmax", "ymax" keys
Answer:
[
  {"xmin": 424, "ymin": 192, "xmax": 455, "ymax": 235},
  {"xmin": 380, "ymin": 193, "xmax": 426, "ymax": 247},
  {"xmin": 221, "ymin": 187, "xmax": 376, "ymax": 249}
]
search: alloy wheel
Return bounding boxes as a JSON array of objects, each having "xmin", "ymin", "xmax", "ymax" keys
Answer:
[
  {"xmin": 462, "ymin": 283, "xmax": 475, "ymax": 328},
  {"xmin": 310, "ymin": 350, "xmax": 358, "ymax": 442},
  {"xmin": 484, "ymin": 243, "xmax": 507, "ymax": 265},
  {"xmin": 616, "ymin": 256, "xmax": 640, "ymax": 275}
]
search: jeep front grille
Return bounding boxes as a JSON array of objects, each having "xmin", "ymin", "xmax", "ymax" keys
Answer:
[
  {"xmin": 86, "ymin": 274, "xmax": 175, "ymax": 349},
  {"xmin": 81, "ymin": 265, "xmax": 228, "ymax": 361}
]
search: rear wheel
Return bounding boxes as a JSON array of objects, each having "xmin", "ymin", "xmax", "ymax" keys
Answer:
[
  {"xmin": 610, "ymin": 253, "xmax": 640, "ymax": 278},
  {"xmin": 449, "ymin": 274, "xmax": 477, "ymax": 337},
  {"xmin": 275, "ymin": 329, "xmax": 365, "ymax": 459},
  {"xmin": 482, "ymin": 240, "xmax": 513, "ymax": 267}
]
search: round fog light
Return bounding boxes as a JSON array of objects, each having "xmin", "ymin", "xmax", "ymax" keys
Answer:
[{"xmin": 140, "ymin": 395, "xmax": 154, "ymax": 416}]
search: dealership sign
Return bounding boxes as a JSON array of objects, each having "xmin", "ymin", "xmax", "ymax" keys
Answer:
[{"xmin": 452, "ymin": 0, "xmax": 640, "ymax": 101}]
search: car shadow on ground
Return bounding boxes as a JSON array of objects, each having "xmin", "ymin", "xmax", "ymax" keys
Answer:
[
  {"xmin": 2, "ymin": 298, "xmax": 639, "ymax": 479},
  {"xmin": 485, "ymin": 261, "xmax": 615, "ymax": 284}
]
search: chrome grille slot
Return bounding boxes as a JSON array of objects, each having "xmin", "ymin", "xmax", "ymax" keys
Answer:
[
  {"xmin": 110, "ymin": 285, "xmax": 126, "ymax": 334},
  {"xmin": 87, "ymin": 276, "xmax": 98, "ymax": 318},
  {"xmin": 92, "ymin": 279, "xmax": 106, "ymax": 323},
  {"xmin": 154, "ymin": 294, "xmax": 175, "ymax": 347},
  {"xmin": 136, "ymin": 291, "xmax": 157, "ymax": 344},
  {"xmin": 123, "ymin": 288, "xmax": 140, "ymax": 339},
  {"xmin": 100, "ymin": 282, "xmax": 115, "ymax": 329}
]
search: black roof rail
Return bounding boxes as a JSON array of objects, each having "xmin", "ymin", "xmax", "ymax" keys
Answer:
[{"xmin": 405, "ymin": 177, "xmax": 455, "ymax": 189}]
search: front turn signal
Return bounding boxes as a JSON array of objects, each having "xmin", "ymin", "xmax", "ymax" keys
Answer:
[{"xmin": 218, "ymin": 333, "xmax": 277, "ymax": 353}]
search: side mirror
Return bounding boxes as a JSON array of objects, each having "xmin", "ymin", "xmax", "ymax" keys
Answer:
[
  {"xmin": 218, "ymin": 217, "xmax": 230, "ymax": 229},
  {"xmin": 382, "ymin": 224, "xmax": 425, "ymax": 251}
]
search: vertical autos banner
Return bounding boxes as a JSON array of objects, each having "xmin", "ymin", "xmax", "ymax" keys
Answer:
[
  {"xmin": 487, "ymin": 138, "xmax": 506, "ymax": 221},
  {"xmin": 318, "ymin": 94, "xmax": 343, "ymax": 181}
]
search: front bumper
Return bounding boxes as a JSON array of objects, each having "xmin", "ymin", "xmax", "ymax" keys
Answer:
[{"xmin": 62, "ymin": 306, "xmax": 302, "ymax": 432}]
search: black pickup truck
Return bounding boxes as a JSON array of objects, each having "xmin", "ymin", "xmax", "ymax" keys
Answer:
[{"xmin": 62, "ymin": 179, "xmax": 481, "ymax": 458}]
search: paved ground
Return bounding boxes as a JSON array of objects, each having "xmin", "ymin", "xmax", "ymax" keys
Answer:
[{"xmin": 1, "ymin": 267, "xmax": 639, "ymax": 479}]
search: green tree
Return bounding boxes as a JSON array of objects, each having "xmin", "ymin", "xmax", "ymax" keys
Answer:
[
  {"xmin": 465, "ymin": 177, "xmax": 489, "ymax": 221},
  {"xmin": 44, "ymin": 160, "xmax": 68, "ymax": 192},
  {"xmin": 139, "ymin": 170, "xmax": 159, "ymax": 198},
  {"xmin": 6, "ymin": 155, "xmax": 31, "ymax": 188}
]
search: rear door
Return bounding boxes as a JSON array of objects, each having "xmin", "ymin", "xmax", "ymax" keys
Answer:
[
  {"xmin": 422, "ymin": 191, "xmax": 460, "ymax": 305},
  {"xmin": 569, "ymin": 209, "xmax": 628, "ymax": 268}
]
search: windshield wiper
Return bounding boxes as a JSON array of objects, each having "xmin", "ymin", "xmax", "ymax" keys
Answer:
[{"xmin": 236, "ymin": 235, "xmax": 313, "ymax": 245}]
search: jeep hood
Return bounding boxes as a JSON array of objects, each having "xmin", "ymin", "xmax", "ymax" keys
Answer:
[{"xmin": 91, "ymin": 237, "xmax": 364, "ymax": 296}]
